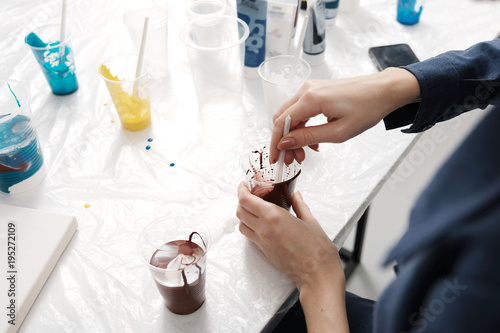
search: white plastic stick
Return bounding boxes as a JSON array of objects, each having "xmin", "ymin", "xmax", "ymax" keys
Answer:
[
  {"xmin": 274, "ymin": 115, "xmax": 292, "ymax": 183},
  {"xmin": 135, "ymin": 17, "xmax": 149, "ymax": 79},
  {"xmin": 59, "ymin": 0, "xmax": 67, "ymax": 57},
  {"xmin": 290, "ymin": 15, "xmax": 309, "ymax": 80}
]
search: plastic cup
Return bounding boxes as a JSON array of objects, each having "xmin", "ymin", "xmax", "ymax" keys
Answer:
[
  {"xmin": 0, "ymin": 80, "xmax": 46, "ymax": 194},
  {"xmin": 123, "ymin": 7, "xmax": 169, "ymax": 76},
  {"xmin": 258, "ymin": 55, "xmax": 311, "ymax": 127},
  {"xmin": 137, "ymin": 217, "xmax": 210, "ymax": 315},
  {"xmin": 179, "ymin": 16, "xmax": 249, "ymax": 112},
  {"xmin": 397, "ymin": 0, "xmax": 424, "ymax": 25},
  {"xmin": 240, "ymin": 144, "xmax": 301, "ymax": 211},
  {"xmin": 186, "ymin": 0, "xmax": 227, "ymax": 20},
  {"xmin": 25, "ymin": 24, "xmax": 79, "ymax": 95},
  {"xmin": 98, "ymin": 54, "xmax": 151, "ymax": 132}
]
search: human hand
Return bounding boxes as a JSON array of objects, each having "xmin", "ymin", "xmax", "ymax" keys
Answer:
[
  {"xmin": 236, "ymin": 182, "xmax": 344, "ymax": 292},
  {"xmin": 269, "ymin": 67, "xmax": 421, "ymax": 164}
]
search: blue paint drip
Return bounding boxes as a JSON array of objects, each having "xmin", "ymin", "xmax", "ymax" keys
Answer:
[
  {"xmin": 146, "ymin": 145, "xmax": 151, "ymax": 150},
  {"xmin": 7, "ymin": 83, "xmax": 21, "ymax": 107},
  {"xmin": 170, "ymin": 163, "xmax": 175, "ymax": 167}
]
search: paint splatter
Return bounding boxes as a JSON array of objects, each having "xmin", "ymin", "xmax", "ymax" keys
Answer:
[
  {"xmin": 7, "ymin": 82, "xmax": 21, "ymax": 107},
  {"xmin": 148, "ymin": 138, "xmax": 153, "ymax": 142},
  {"xmin": 146, "ymin": 145, "xmax": 151, "ymax": 150},
  {"xmin": 84, "ymin": 203, "xmax": 91, "ymax": 208},
  {"xmin": 104, "ymin": 103, "xmax": 108, "ymax": 106},
  {"xmin": 170, "ymin": 163, "xmax": 175, "ymax": 167},
  {"xmin": 111, "ymin": 119, "xmax": 115, "ymax": 123}
]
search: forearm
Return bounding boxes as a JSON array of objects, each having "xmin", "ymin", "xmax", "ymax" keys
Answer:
[
  {"xmin": 386, "ymin": 39, "xmax": 500, "ymax": 132},
  {"xmin": 299, "ymin": 274, "xmax": 349, "ymax": 333}
]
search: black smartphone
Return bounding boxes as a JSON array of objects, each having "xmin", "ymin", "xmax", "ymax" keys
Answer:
[{"xmin": 368, "ymin": 43, "xmax": 420, "ymax": 71}]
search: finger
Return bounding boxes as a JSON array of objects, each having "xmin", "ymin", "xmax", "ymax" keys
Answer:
[
  {"xmin": 237, "ymin": 182, "xmax": 271, "ymax": 220},
  {"xmin": 270, "ymin": 102, "xmax": 323, "ymax": 163},
  {"xmin": 238, "ymin": 221, "xmax": 259, "ymax": 243},
  {"xmin": 291, "ymin": 191, "xmax": 318, "ymax": 226},
  {"xmin": 292, "ymin": 148, "xmax": 306, "ymax": 164},
  {"xmin": 277, "ymin": 118, "xmax": 351, "ymax": 151}
]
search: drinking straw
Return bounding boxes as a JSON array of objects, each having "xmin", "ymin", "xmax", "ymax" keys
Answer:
[
  {"xmin": 59, "ymin": 0, "xmax": 67, "ymax": 57},
  {"xmin": 274, "ymin": 115, "xmax": 292, "ymax": 183},
  {"xmin": 290, "ymin": 15, "xmax": 309, "ymax": 80},
  {"xmin": 132, "ymin": 16, "xmax": 149, "ymax": 97},
  {"xmin": 135, "ymin": 17, "xmax": 149, "ymax": 79}
]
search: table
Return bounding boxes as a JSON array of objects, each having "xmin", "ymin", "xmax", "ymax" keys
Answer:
[{"xmin": 1, "ymin": 0, "xmax": 499, "ymax": 332}]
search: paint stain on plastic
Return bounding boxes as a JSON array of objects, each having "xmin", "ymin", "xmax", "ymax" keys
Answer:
[
  {"xmin": 170, "ymin": 163, "xmax": 175, "ymax": 167},
  {"xmin": 84, "ymin": 203, "xmax": 91, "ymax": 208},
  {"xmin": 146, "ymin": 145, "xmax": 151, "ymax": 150},
  {"xmin": 148, "ymin": 138, "xmax": 153, "ymax": 142}
]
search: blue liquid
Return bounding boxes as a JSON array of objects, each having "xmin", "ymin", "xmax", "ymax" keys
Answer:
[
  {"xmin": 26, "ymin": 33, "xmax": 79, "ymax": 95},
  {"xmin": 397, "ymin": 0, "xmax": 423, "ymax": 25},
  {"xmin": 0, "ymin": 115, "xmax": 44, "ymax": 193}
]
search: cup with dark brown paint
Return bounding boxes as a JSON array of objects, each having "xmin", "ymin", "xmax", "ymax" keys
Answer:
[
  {"xmin": 137, "ymin": 217, "xmax": 210, "ymax": 315},
  {"xmin": 241, "ymin": 144, "xmax": 301, "ymax": 210}
]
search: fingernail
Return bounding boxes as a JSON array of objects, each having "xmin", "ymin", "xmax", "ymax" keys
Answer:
[
  {"xmin": 311, "ymin": 146, "xmax": 319, "ymax": 152},
  {"xmin": 278, "ymin": 137, "xmax": 296, "ymax": 150}
]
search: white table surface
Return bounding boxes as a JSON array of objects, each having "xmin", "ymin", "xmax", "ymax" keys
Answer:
[{"xmin": 1, "ymin": 0, "xmax": 499, "ymax": 332}]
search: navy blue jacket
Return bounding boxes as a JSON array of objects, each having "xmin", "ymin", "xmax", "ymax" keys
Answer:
[{"xmin": 375, "ymin": 39, "xmax": 500, "ymax": 333}]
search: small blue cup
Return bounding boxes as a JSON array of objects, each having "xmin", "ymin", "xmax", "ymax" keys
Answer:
[{"xmin": 397, "ymin": 0, "xmax": 424, "ymax": 25}]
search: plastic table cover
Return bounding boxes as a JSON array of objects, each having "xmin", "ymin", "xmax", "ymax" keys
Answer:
[{"xmin": 1, "ymin": 0, "xmax": 499, "ymax": 332}]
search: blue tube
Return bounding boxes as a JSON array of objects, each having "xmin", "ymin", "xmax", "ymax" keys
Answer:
[{"xmin": 237, "ymin": 0, "xmax": 268, "ymax": 78}]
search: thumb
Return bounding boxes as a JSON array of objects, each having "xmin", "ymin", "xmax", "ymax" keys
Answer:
[
  {"xmin": 292, "ymin": 191, "xmax": 317, "ymax": 224},
  {"xmin": 278, "ymin": 121, "xmax": 347, "ymax": 151}
]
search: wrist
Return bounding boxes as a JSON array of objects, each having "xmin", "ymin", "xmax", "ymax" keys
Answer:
[
  {"xmin": 299, "ymin": 267, "xmax": 349, "ymax": 333},
  {"xmin": 374, "ymin": 67, "xmax": 421, "ymax": 118}
]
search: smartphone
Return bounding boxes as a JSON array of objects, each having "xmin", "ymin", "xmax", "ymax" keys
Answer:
[{"xmin": 368, "ymin": 43, "xmax": 420, "ymax": 71}]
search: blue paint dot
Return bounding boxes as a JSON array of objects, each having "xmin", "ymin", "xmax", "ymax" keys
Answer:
[
  {"xmin": 146, "ymin": 145, "xmax": 151, "ymax": 150},
  {"xmin": 170, "ymin": 163, "xmax": 175, "ymax": 167},
  {"xmin": 148, "ymin": 138, "xmax": 153, "ymax": 142}
]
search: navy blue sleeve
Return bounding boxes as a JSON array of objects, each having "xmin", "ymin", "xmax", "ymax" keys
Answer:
[{"xmin": 383, "ymin": 39, "xmax": 500, "ymax": 133}]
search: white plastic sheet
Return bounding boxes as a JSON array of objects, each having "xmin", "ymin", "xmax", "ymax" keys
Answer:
[{"xmin": 1, "ymin": 0, "xmax": 499, "ymax": 332}]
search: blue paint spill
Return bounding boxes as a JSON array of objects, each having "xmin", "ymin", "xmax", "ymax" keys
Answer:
[
  {"xmin": 170, "ymin": 163, "xmax": 175, "ymax": 167},
  {"xmin": 146, "ymin": 145, "xmax": 151, "ymax": 150},
  {"xmin": 7, "ymin": 83, "xmax": 21, "ymax": 107}
]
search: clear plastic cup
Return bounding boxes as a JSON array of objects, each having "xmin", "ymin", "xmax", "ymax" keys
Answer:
[
  {"xmin": 123, "ymin": 7, "xmax": 169, "ymax": 76},
  {"xmin": 98, "ymin": 54, "xmax": 151, "ymax": 132},
  {"xmin": 0, "ymin": 80, "xmax": 46, "ymax": 194},
  {"xmin": 137, "ymin": 217, "xmax": 210, "ymax": 315},
  {"xmin": 179, "ymin": 16, "xmax": 249, "ymax": 112},
  {"xmin": 240, "ymin": 144, "xmax": 301, "ymax": 210},
  {"xmin": 186, "ymin": 0, "xmax": 227, "ymax": 20},
  {"xmin": 25, "ymin": 24, "xmax": 79, "ymax": 95},
  {"xmin": 258, "ymin": 55, "xmax": 311, "ymax": 128}
]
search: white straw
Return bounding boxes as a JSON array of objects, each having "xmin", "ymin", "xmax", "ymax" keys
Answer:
[
  {"xmin": 135, "ymin": 17, "xmax": 149, "ymax": 79},
  {"xmin": 290, "ymin": 15, "xmax": 309, "ymax": 80},
  {"xmin": 274, "ymin": 115, "xmax": 292, "ymax": 183},
  {"xmin": 59, "ymin": 0, "xmax": 67, "ymax": 57}
]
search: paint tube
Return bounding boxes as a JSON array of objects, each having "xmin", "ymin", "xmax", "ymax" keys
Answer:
[
  {"xmin": 266, "ymin": 0, "xmax": 298, "ymax": 57},
  {"xmin": 324, "ymin": 0, "xmax": 339, "ymax": 19},
  {"xmin": 237, "ymin": 0, "xmax": 268, "ymax": 78},
  {"xmin": 302, "ymin": 0, "xmax": 326, "ymax": 65}
]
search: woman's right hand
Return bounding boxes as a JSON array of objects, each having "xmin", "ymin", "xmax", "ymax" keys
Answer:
[{"xmin": 269, "ymin": 67, "xmax": 421, "ymax": 164}]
